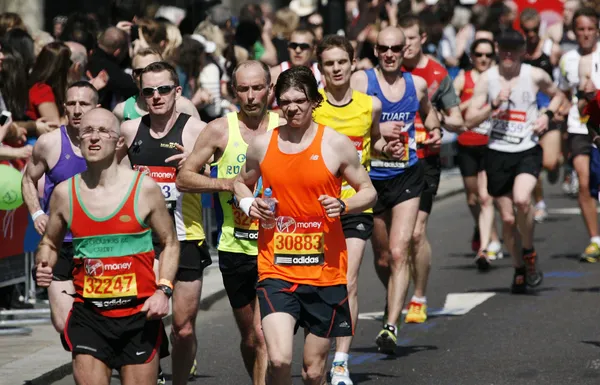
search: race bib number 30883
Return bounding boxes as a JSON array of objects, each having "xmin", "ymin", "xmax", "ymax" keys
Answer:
[{"xmin": 273, "ymin": 216, "xmax": 325, "ymax": 266}]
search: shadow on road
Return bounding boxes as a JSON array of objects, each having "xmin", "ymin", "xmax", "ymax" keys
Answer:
[{"xmin": 350, "ymin": 344, "xmax": 438, "ymax": 359}]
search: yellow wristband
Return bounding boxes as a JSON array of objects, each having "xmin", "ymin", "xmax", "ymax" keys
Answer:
[{"xmin": 158, "ymin": 278, "xmax": 173, "ymax": 290}]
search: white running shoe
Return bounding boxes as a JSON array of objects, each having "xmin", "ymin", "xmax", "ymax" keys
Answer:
[{"xmin": 331, "ymin": 362, "xmax": 353, "ymax": 385}]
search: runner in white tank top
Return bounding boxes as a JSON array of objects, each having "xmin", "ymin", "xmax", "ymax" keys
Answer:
[
  {"xmin": 465, "ymin": 30, "xmax": 566, "ymax": 294},
  {"xmin": 559, "ymin": 7, "xmax": 600, "ymax": 262}
]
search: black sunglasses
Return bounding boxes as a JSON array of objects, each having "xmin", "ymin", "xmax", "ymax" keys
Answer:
[
  {"xmin": 376, "ymin": 44, "xmax": 405, "ymax": 54},
  {"xmin": 473, "ymin": 52, "xmax": 494, "ymax": 58},
  {"xmin": 288, "ymin": 42, "xmax": 311, "ymax": 51},
  {"xmin": 521, "ymin": 25, "xmax": 540, "ymax": 34},
  {"xmin": 141, "ymin": 85, "xmax": 176, "ymax": 97},
  {"xmin": 132, "ymin": 68, "xmax": 145, "ymax": 77}
]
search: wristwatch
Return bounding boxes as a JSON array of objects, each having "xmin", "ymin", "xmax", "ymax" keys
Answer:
[
  {"xmin": 337, "ymin": 199, "xmax": 347, "ymax": 214},
  {"xmin": 157, "ymin": 284, "xmax": 173, "ymax": 299}
]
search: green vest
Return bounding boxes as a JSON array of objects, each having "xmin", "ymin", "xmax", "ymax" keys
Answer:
[{"xmin": 123, "ymin": 96, "xmax": 143, "ymax": 121}]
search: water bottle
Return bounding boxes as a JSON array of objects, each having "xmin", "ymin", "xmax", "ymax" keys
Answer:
[{"xmin": 261, "ymin": 188, "xmax": 276, "ymax": 229}]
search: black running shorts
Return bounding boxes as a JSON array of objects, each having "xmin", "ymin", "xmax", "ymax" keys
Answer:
[
  {"xmin": 154, "ymin": 240, "xmax": 213, "ymax": 282},
  {"xmin": 371, "ymin": 162, "xmax": 424, "ymax": 216},
  {"xmin": 53, "ymin": 242, "xmax": 75, "ymax": 281},
  {"xmin": 219, "ymin": 251, "xmax": 258, "ymax": 309},
  {"xmin": 256, "ymin": 278, "xmax": 353, "ymax": 338},
  {"xmin": 62, "ymin": 303, "xmax": 167, "ymax": 369},
  {"xmin": 419, "ymin": 155, "xmax": 442, "ymax": 214},
  {"xmin": 457, "ymin": 144, "xmax": 486, "ymax": 178},
  {"xmin": 485, "ymin": 145, "xmax": 543, "ymax": 197},
  {"xmin": 568, "ymin": 133, "xmax": 591, "ymax": 159},
  {"xmin": 341, "ymin": 213, "xmax": 374, "ymax": 240}
]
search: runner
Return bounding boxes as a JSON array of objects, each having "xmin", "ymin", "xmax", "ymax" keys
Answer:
[
  {"xmin": 453, "ymin": 39, "xmax": 504, "ymax": 263},
  {"xmin": 576, "ymin": 8, "xmax": 600, "ymax": 261},
  {"xmin": 118, "ymin": 61, "xmax": 210, "ymax": 385},
  {"xmin": 22, "ymin": 81, "xmax": 99, "ymax": 333},
  {"xmin": 34, "ymin": 108, "xmax": 178, "ymax": 385},
  {"xmin": 351, "ymin": 26, "xmax": 442, "ymax": 353},
  {"xmin": 176, "ymin": 60, "xmax": 282, "ymax": 385},
  {"xmin": 398, "ymin": 15, "xmax": 464, "ymax": 324},
  {"xmin": 234, "ymin": 65, "xmax": 380, "ymax": 385},
  {"xmin": 113, "ymin": 48, "xmax": 199, "ymax": 121},
  {"xmin": 521, "ymin": 8, "xmax": 563, "ymax": 223},
  {"xmin": 312, "ymin": 34, "xmax": 398, "ymax": 382},
  {"xmin": 465, "ymin": 29, "xmax": 566, "ymax": 292}
]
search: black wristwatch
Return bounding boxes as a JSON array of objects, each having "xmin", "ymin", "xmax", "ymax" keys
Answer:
[
  {"xmin": 337, "ymin": 199, "xmax": 347, "ymax": 214},
  {"xmin": 157, "ymin": 284, "xmax": 173, "ymax": 299}
]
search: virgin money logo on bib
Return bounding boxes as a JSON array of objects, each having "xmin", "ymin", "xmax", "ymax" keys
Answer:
[
  {"xmin": 85, "ymin": 259, "xmax": 104, "ymax": 277},
  {"xmin": 276, "ymin": 217, "xmax": 297, "ymax": 233}
]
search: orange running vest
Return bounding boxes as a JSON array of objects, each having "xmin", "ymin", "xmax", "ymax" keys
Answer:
[
  {"xmin": 69, "ymin": 172, "xmax": 156, "ymax": 317},
  {"xmin": 257, "ymin": 124, "xmax": 347, "ymax": 286}
]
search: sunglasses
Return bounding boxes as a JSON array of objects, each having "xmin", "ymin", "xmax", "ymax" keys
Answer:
[
  {"xmin": 288, "ymin": 42, "xmax": 312, "ymax": 51},
  {"xmin": 376, "ymin": 44, "xmax": 405, "ymax": 54},
  {"xmin": 521, "ymin": 25, "xmax": 540, "ymax": 34},
  {"xmin": 473, "ymin": 52, "xmax": 494, "ymax": 58},
  {"xmin": 141, "ymin": 85, "xmax": 176, "ymax": 98},
  {"xmin": 132, "ymin": 68, "xmax": 145, "ymax": 77}
]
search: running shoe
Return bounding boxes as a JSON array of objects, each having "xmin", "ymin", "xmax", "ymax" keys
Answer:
[
  {"xmin": 547, "ymin": 167, "xmax": 560, "ymax": 184},
  {"xmin": 157, "ymin": 367, "xmax": 166, "ymax": 385},
  {"xmin": 534, "ymin": 207, "xmax": 548, "ymax": 223},
  {"xmin": 475, "ymin": 250, "xmax": 491, "ymax": 271},
  {"xmin": 471, "ymin": 227, "xmax": 480, "ymax": 252},
  {"xmin": 523, "ymin": 250, "xmax": 543, "ymax": 287},
  {"xmin": 511, "ymin": 267, "xmax": 527, "ymax": 294},
  {"xmin": 330, "ymin": 361, "xmax": 353, "ymax": 385},
  {"xmin": 580, "ymin": 242, "xmax": 600, "ymax": 263},
  {"xmin": 487, "ymin": 241, "xmax": 504, "ymax": 260},
  {"xmin": 190, "ymin": 358, "xmax": 198, "ymax": 379},
  {"xmin": 375, "ymin": 324, "xmax": 397, "ymax": 355},
  {"xmin": 405, "ymin": 301, "xmax": 427, "ymax": 323}
]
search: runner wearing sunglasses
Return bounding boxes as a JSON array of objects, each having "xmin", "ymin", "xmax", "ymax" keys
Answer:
[
  {"xmin": 453, "ymin": 38, "xmax": 504, "ymax": 265},
  {"xmin": 118, "ymin": 61, "xmax": 210, "ymax": 385},
  {"xmin": 466, "ymin": 30, "xmax": 566, "ymax": 293}
]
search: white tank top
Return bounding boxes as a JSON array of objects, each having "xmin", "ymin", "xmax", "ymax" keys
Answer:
[
  {"xmin": 560, "ymin": 48, "xmax": 587, "ymax": 135},
  {"xmin": 487, "ymin": 64, "xmax": 539, "ymax": 153}
]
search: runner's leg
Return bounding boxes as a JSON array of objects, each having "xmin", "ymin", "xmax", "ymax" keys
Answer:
[
  {"xmin": 48, "ymin": 281, "xmax": 74, "ymax": 333},
  {"xmin": 495, "ymin": 196, "xmax": 520, "ymax": 267},
  {"xmin": 372, "ymin": 212, "xmax": 391, "ymax": 288},
  {"xmin": 477, "ymin": 169, "xmax": 497, "ymax": 252},
  {"xmin": 262, "ymin": 312, "xmax": 296, "ymax": 385},
  {"xmin": 411, "ymin": 210, "xmax": 431, "ymax": 299},
  {"xmin": 120, "ymin": 352, "xmax": 160, "ymax": 385},
  {"xmin": 72, "ymin": 354, "xmax": 111, "ymax": 385},
  {"xmin": 171, "ymin": 279, "xmax": 202, "ymax": 385},
  {"xmin": 513, "ymin": 173, "xmax": 538, "ymax": 251},
  {"xmin": 232, "ymin": 298, "xmax": 267, "ymax": 385},
  {"xmin": 574, "ymin": 155, "xmax": 599, "ymax": 239},
  {"xmin": 302, "ymin": 332, "xmax": 332, "ymax": 385},
  {"xmin": 462, "ymin": 175, "xmax": 480, "ymax": 228}
]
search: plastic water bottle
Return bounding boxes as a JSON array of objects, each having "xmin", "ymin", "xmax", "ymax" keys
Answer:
[{"xmin": 261, "ymin": 188, "xmax": 276, "ymax": 229}]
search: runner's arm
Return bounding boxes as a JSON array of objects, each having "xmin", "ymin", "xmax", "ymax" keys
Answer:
[
  {"xmin": 578, "ymin": 54, "xmax": 595, "ymax": 116},
  {"xmin": 143, "ymin": 177, "xmax": 179, "ymax": 283},
  {"xmin": 453, "ymin": 70, "xmax": 469, "ymax": 113},
  {"xmin": 350, "ymin": 70, "xmax": 369, "ymax": 94},
  {"xmin": 336, "ymin": 132, "xmax": 377, "ymax": 213},
  {"xmin": 234, "ymin": 135, "xmax": 265, "ymax": 200},
  {"xmin": 533, "ymin": 66, "xmax": 566, "ymax": 116},
  {"xmin": 35, "ymin": 182, "xmax": 69, "ymax": 268},
  {"xmin": 177, "ymin": 118, "xmax": 233, "ymax": 193},
  {"xmin": 112, "ymin": 101, "xmax": 125, "ymax": 121},
  {"xmin": 414, "ymin": 76, "xmax": 442, "ymax": 133},
  {"xmin": 22, "ymin": 134, "xmax": 50, "ymax": 216},
  {"xmin": 369, "ymin": 97, "xmax": 389, "ymax": 154},
  {"xmin": 117, "ymin": 119, "xmax": 137, "ymax": 166},
  {"xmin": 465, "ymin": 71, "xmax": 492, "ymax": 129},
  {"xmin": 434, "ymin": 75, "xmax": 465, "ymax": 133}
]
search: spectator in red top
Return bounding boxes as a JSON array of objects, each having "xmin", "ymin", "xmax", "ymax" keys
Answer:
[{"xmin": 25, "ymin": 42, "xmax": 71, "ymax": 124}]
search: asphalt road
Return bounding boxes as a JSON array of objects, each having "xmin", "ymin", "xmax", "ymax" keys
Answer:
[{"xmin": 52, "ymin": 182, "xmax": 600, "ymax": 385}]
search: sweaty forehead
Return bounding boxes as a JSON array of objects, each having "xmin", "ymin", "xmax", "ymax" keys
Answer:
[
  {"xmin": 280, "ymin": 87, "xmax": 307, "ymax": 101},
  {"xmin": 236, "ymin": 65, "xmax": 267, "ymax": 86},
  {"xmin": 82, "ymin": 111, "xmax": 118, "ymax": 130}
]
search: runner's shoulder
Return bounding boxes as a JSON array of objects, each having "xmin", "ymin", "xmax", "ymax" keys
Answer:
[
  {"xmin": 34, "ymin": 128, "xmax": 61, "ymax": 153},
  {"xmin": 120, "ymin": 116, "xmax": 141, "ymax": 137},
  {"xmin": 425, "ymin": 56, "xmax": 449, "ymax": 77},
  {"xmin": 323, "ymin": 125, "xmax": 355, "ymax": 152},
  {"xmin": 203, "ymin": 115, "xmax": 230, "ymax": 142}
]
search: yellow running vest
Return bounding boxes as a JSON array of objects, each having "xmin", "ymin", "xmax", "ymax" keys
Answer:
[
  {"xmin": 213, "ymin": 112, "xmax": 279, "ymax": 255},
  {"xmin": 313, "ymin": 89, "xmax": 373, "ymax": 213}
]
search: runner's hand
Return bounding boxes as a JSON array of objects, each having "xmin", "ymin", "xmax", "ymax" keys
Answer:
[
  {"xmin": 249, "ymin": 198, "xmax": 277, "ymax": 221},
  {"xmin": 14, "ymin": 145, "xmax": 33, "ymax": 160},
  {"xmin": 164, "ymin": 143, "xmax": 189, "ymax": 169},
  {"xmin": 533, "ymin": 114, "xmax": 549, "ymax": 135},
  {"xmin": 34, "ymin": 213, "xmax": 49, "ymax": 235},
  {"xmin": 141, "ymin": 291, "xmax": 170, "ymax": 319},
  {"xmin": 423, "ymin": 128, "xmax": 442, "ymax": 149},
  {"xmin": 493, "ymin": 86, "xmax": 511, "ymax": 108},
  {"xmin": 384, "ymin": 138, "xmax": 405, "ymax": 160},
  {"xmin": 36, "ymin": 118, "xmax": 61, "ymax": 134},
  {"xmin": 379, "ymin": 121, "xmax": 404, "ymax": 141},
  {"xmin": 319, "ymin": 195, "xmax": 343, "ymax": 218},
  {"xmin": 36, "ymin": 261, "xmax": 53, "ymax": 287}
]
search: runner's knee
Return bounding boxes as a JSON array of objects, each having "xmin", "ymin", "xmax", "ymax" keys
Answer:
[
  {"xmin": 269, "ymin": 356, "xmax": 292, "ymax": 372},
  {"xmin": 500, "ymin": 210, "xmax": 515, "ymax": 227},
  {"xmin": 389, "ymin": 245, "xmax": 409, "ymax": 265},
  {"xmin": 513, "ymin": 196, "xmax": 532, "ymax": 214},
  {"xmin": 302, "ymin": 362, "xmax": 325, "ymax": 383},
  {"xmin": 466, "ymin": 191, "xmax": 478, "ymax": 207},
  {"xmin": 171, "ymin": 319, "xmax": 196, "ymax": 341}
]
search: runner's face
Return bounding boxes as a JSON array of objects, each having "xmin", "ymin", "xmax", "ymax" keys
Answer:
[
  {"xmin": 520, "ymin": 19, "xmax": 540, "ymax": 46},
  {"xmin": 319, "ymin": 47, "xmax": 353, "ymax": 89},
  {"xmin": 498, "ymin": 47, "xmax": 522, "ymax": 70},
  {"xmin": 376, "ymin": 32, "xmax": 405, "ymax": 73},
  {"xmin": 279, "ymin": 87, "xmax": 314, "ymax": 128},
  {"xmin": 141, "ymin": 71, "xmax": 181, "ymax": 116},
  {"xmin": 132, "ymin": 54, "xmax": 162, "ymax": 89},
  {"xmin": 574, "ymin": 16, "xmax": 599, "ymax": 52},
  {"xmin": 65, "ymin": 87, "xmax": 97, "ymax": 129},
  {"xmin": 400, "ymin": 24, "xmax": 423, "ymax": 61},
  {"xmin": 79, "ymin": 112, "xmax": 120, "ymax": 163},
  {"xmin": 472, "ymin": 43, "xmax": 494, "ymax": 73},
  {"xmin": 288, "ymin": 32, "xmax": 315, "ymax": 67},
  {"xmin": 235, "ymin": 66, "xmax": 270, "ymax": 118}
]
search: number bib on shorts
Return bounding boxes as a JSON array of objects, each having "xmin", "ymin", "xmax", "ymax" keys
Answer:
[
  {"xmin": 133, "ymin": 165, "xmax": 179, "ymax": 210},
  {"xmin": 233, "ymin": 206, "xmax": 259, "ymax": 241},
  {"xmin": 491, "ymin": 110, "xmax": 528, "ymax": 144},
  {"xmin": 273, "ymin": 216, "xmax": 325, "ymax": 266},
  {"xmin": 82, "ymin": 257, "xmax": 138, "ymax": 310}
]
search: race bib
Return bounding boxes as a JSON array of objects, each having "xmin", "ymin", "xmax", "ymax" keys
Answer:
[
  {"xmin": 415, "ymin": 125, "xmax": 427, "ymax": 144},
  {"xmin": 232, "ymin": 206, "xmax": 259, "ymax": 241},
  {"xmin": 134, "ymin": 165, "xmax": 180, "ymax": 202},
  {"xmin": 474, "ymin": 119, "xmax": 492, "ymax": 136},
  {"xmin": 273, "ymin": 216, "xmax": 324, "ymax": 266},
  {"xmin": 347, "ymin": 135, "xmax": 364, "ymax": 164},
  {"xmin": 82, "ymin": 258, "xmax": 138, "ymax": 309},
  {"xmin": 491, "ymin": 110, "xmax": 528, "ymax": 144}
]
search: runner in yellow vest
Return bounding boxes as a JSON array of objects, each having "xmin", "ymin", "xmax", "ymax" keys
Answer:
[{"xmin": 177, "ymin": 60, "xmax": 283, "ymax": 385}]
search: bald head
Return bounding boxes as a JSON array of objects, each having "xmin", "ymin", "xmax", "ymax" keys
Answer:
[
  {"xmin": 98, "ymin": 27, "xmax": 128, "ymax": 55},
  {"xmin": 377, "ymin": 26, "xmax": 405, "ymax": 46},
  {"xmin": 66, "ymin": 41, "xmax": 87, "ymax": 67},
  {"xmin": 81, "ymin": 108, "xmax": 120, "ymax": 134},
  {"xmin": 232, "ymin": 60, "xmax": 271, "ymax": 89}
]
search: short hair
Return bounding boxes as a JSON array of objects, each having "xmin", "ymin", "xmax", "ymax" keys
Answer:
[
  {"xmin": 471, "ymin": 38, "xmax": 496, "ymax": 56},
  {"xmin": 496, "ymin": 29, "xmax": 526, "ymax": 49},
  {"xmin": 290, "ymin": 27, "xmax": 316, "ymax": 43},
  {"xmin": 231, "ymin": 60, "xmax": 271, "ymax": 90},
  {"xmin": 317, "ymin": 35, "xmax": 354, "ymax": 64},
  {"xmin": 398, "ymin": 14, "xmax": 425, "ymax": 35},
  {"xmin": 134, "ymin": 47, "xmax": 164, "ymax": 60},
  {"xmin": 68, "ymin": 81, "xmax": 99, "ymax": 104},
  {"xmin": 139, "ymin": 61, "xmax": 179, "ymax": 88},
  {"xmin": 572, "ymin": 7, "xmax": 599, "ymax": 30},
  {"xmin": 274, "ymin": 66, "xmax": 323, "ymax": 108},
  {"xmin": 519, "ymin": 8, "xmax": 540, "ymax": 24}
]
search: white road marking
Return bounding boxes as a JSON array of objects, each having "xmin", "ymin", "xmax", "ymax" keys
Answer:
[{"xmin": 548, "ymin": 207, "xmax": 600, "ymax": 215}]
